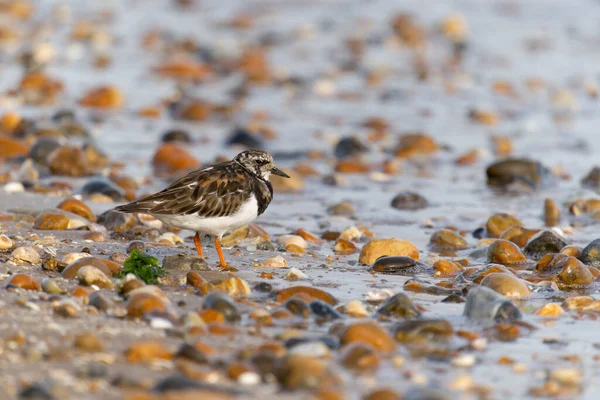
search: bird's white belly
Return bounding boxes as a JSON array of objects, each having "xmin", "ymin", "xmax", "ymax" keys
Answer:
[{"xmin": 152, "ymin": 196, "xmax": 259, "ymax": 237}]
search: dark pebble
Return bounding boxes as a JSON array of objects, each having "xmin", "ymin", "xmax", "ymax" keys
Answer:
[
  {"xmin": 523, "ymin": 230, "xmax": 569, "ymax": 260},
  {"xmin": 52, "ymin": 109, "xmax": 77, "ymax": 124},
  {"xmin": 310, "ymin": 300, "xmax": 342, "ymax": 320},
  {"xmin": 376, "ymin": 292, "xmax": 421, "ymax": 319},
  {"xmin": 175, "ymin": 343, "xmax": 209, "ymax": 364},
  {"xmin": 226, "ymin": 127, "xmax": 263, "ymax": 148},
  {"xmin": 202, "ymin": 292, "xmax": 241, "ymax": 323},
  {"xmin": 89, "ymin": 292, "xmax": 115, "ymax": 312},
  {"xmin": 97, "ymin": 211, "xmax": 136, "ymax": 232},
  {"xmin": 78, "ymin": 362, "xmax": 108, "ymax": 379},
  {"xmin": 29, "ymin": 137, "xmax": 62, "ymax": 166},
  {"xmin": 580, "ymin": 238, "xmax": 600, "ymax": 268},
  {"xmin": 153, "ymin": 375, "xmax": 244, "ymax": 395},
  {"xmin": 18, "ymin": 382, "xmax": 54, "ymax": 400},
  {"xmin": 334, "ymin": 136, "xmax": 369, "ymax": 159},
  {"xmin": 486, "ymin": 158, "xmax": 551, "ymax": 188},
  {"xmin": 284, "ymin": 336, "xmax": 340, "ymax": 350},
  {"xmin": 581, "ymin": 166, "xmax": 600, "ymax": 191},
  {"xmin": 162, "ymin": 129, "xmax": 192, "ymax": 144},
  {"xmin": 440, "ymin": 294, "xmax": 465, "ymax": 303},
  {"xmin": 253, "ymin": 282, "xmax": 273, "ymax": 293},
  {"xmin": 80, "ymin": 180, "xmax": 125, "ymax": 201},
  {"xmin": 390, "ymin": 192, "xmax": 428, "ymax": 211},
  {"xmin": 392, "ymin": 319, "xmax": 454, "ymax": 343},
  {"xmin": 372, "ymin": 256, "xmax": 430, "ymax": 276},
  {"xmin": 284, "ymin": 298, "xmax": 310, "ymax": 318}
]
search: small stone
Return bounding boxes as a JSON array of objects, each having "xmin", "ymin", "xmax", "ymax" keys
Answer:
[
  {"xmin": 127, "ymin": 292, "xmax": 169, "ymax": 318},
  {"xmin": 80, "ymin": 180, "xmax": 125, "ymax": 201},
  {"xmin": 581, "ymin": 166, "xmax": 600, "ymax": 191},
  {"xmin": 480, "ymin": 273, "xmax": 531, "ymax": 299},
  {"xmin": 334, "ymin": 136, "xmax": 369, "ymax": 159},
  {"xmin": 6, "ymin": 274, "xmax": 40, "ymax": 291},
  {"xmin": 341, "ymin": 300, "xmax": 370, "ymax": 318},
  {"xmin": 579, "ymin": 239, "xmax": 600, "ymax": 268},
  {"xmin": 359, "ymin": 239, "xmax": 419, "ymax": 265},
  {"xmin": 486, "ymin": 213, "xmax": 523, "ymax": 238},
  {"xmin": 429, "ymin": 229, "xmax": 468, "ymax": 251},
  {"xmin": 432, "ymin": 260, "xmax": 463, "ymax": 277},
  {"xmin": 54, "ymin": 300, "xmax": 80, "ymax": 318},
  {"xmin": 163, "ymin": 254, "xmax": 209, "ymax": 271},
  {"xmin": 544, "ymin": 198, "xmax": 560, "ymax": 226},
  {"xmin": 376, "ymin": 292, "xmax": 421, "ymax": 319},
  {"xmin": 79, "ymin": 85, "xmax": 123, "ymax": 109},
  {"xmin": 499, "ymin": 226, "xmax": 539, "ymax": 247},
  {"xmin": 62, "ymin": 257, "xmax": 121, "ymax": 279},
  {"xmin": 125, "ymin": 340, "xmax": 172, "ymax": 363},
  {"xmin": 487, "ymin": 239, "xmax": 527, "ymax": 265},
  {"xmin": 394, "ymin": 133, "xmax": 438, "ymax": 158},
  {"xmin": 372, "ymin": 256, "xmax": 429, "ymax": 275},
  {"xmin": 97, "ymin": 210, "xmax": 137, "ymax": 232},
  {"xmin": 202, "ymin": 292, "xmax": 241, "ymax": 322},
  {"xmin": 486, "ymin": 159, "xmax": 551, "ymax": 188},
  {"xmin": 333, "ymin": 239, "xmax": 358, "ymax": 254},
  {"xmin": 275, "ymin": 286, "xmax": 338, "ymax": 305},
  {"xmin": 57, "ymin": 198, "xmax": 96, "ymax": 222},
  {"xmin": 257, "ymin": 256, "xmax": 287, "ymax": 268},
  {"xmin": 392, "ymin": 319, "xmax": 454, "ymax": 344},
  {"xmin": 0, "ymin": 234, "xmax": 13, "ymax": 250},
  {"xmin": 286, "ymin": 268, "xmax": 308, "ymax": 281},
  {"xmin": 83, "ymin": 232, "xmax": 107, "ymax": 242},
  {"xmin": 340, "ymin": 322, "xmax": 396, "ymax": 352},
  {"xmin": 339, "ymin": 226, "xmax": 362, "ymax": 242},
  {"xmin": 152, "ymin": 143, "xmax": 200, "ymax": 179},
  {"xmin": 276, "ymin": 355, "xmax": 338, "ymax": 390},
  {"xmin": 18, "ymin": 383, "xmax": 54, "ymax": 400},
  {"xmin": 310, "ymin": 301, "xmax": 342, "ymax": 320},
  {"xmin": 391, "ymin": 192, "xmax": 428, "ymax": 211},
  {"xmin": 89, "ymin": 292, "xmax": 115, "ymax": 312},
  {"xmin": 464, "ymin": 286, "xmax": 521, "ymax": 324},
  {"xmin": 271, "ymin": 169, "xmax": 305, "ymax": 193},
  {"xmin": 554, "ymin": 257, "xmax": 594, "ymax": 289},
  {"xmin": 341, "ymin": 343, "xmax": 380, "ymax": 372},
  {"xmin": 126, "ymin": 240, "xmax": 146, "ymax": 253},
  {"xmin": 74, "ymin": 332, "xmax": 104, "ymax": 352},
  {"xmin": 534, "ymin": 303, "xmax": 564, "ymax": 317},
  {"xmin": 42, "ymin": 278, "xmax": 65, "ymax": 294},
  {"xmin": 327, "ymin": 201, "xmax": 356, "ymax": 216},
  {"xmin": 34, "ymin": 213, "xmax": 69, "ymax": 230},
  {"xmin": 210, "ymin": 277, "xmax": 252, "ymax": 297},
  {"xmin": 277, "ymin": 235, "xmax": 308, "ymax": 251},
  {"xmin": 77, "ymin": 266, "xmax": 114, "ymax": 289},
  {"xmin": 523, "ymin": 230, "xmax": 569, "ymax": 260},
  {"xmin": 363, "ymin": 389, "xmax": 402, "ymax": 400}
]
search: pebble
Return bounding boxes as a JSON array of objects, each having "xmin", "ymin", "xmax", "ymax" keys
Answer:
[
  {"xmin": 429, "ymin": 229, "xmax": 468, "ymax": 250},
  {"xmin": 277, "ymin": 235, "xmax": 308, "ymax": 249},
  {"xmin": 486, "ymin": 239, "xmax": 527, "ymax": 265},
  {"xmin": 80, "ymin": 179, "xmax": 125, "ymax": 201},
  {"xmin": 125, "ymin": 340, "xmax": 172, "ymax": 363},
  {"xmin": 485, "ymin": 213, "xmax": 523, "ymax": 238},
  {"xmin": 89, "ymin": 292, "xmax": 115, "ymax": 312},
  {"xmin": 433, "ymin": 260, "xmax": 463, "ymax": 277},
  {"xmin": 310, "ymin": 300, "xmax": 342, "ymax": 320},
  {"xmin": 392, "ymin": 319, "xmax": 454, "ymax": 344},
  {"xmin": 480, "ymin": 273, "xmax": 531, "ymax": 299},
  {"xmin": 74, "ymin": 332, "xmax": 104, "ymax": 352},
  {"xmin": 376, "ymin": 292, "xmax": 421, "ymax": 319},
  {"xmin": 62, "ymin": 257, "xmax": 122, "ymax": 279},
  {"xmin": 258, "ymin": 256, "xmax": 287, "ymax": 268},
  {"xmin": 79, "ymin": 85, "xmax": 124, "ymax": 108},
  {"xmin": 42, "ymin": 278, "xmax": 65, "ymax": 294},
  {"xmin": 210, "ymin": 277, "xmax": 252, "ymax": 297},
  {"xmin": 275, "ymin": 286, "xmax": 338, "ymax": 305},
  {"xmin": 499, "ymin": 226, "xmax": 539, "ymax": 247},
  {"xmin": 276, "ymin": 355, "xmax": 338, "ymax": 390},
  {"xmin": 6, "ymin": 274, "xmax": 41, "ymax": 291},
  {"xmin": 486, "ymin": 158, "xmax": 551, "ymax": 188},
  {"xmin": 463, "ymin": 286, "xmax": 521, "ymax": 324},
  {"xmin": 56, "ymin": 198, "xmax": 96, "ymax": 222},
  {"xmin": 127, "ymin": 292, "xmax": 169, "ymax": 318},
  {"xmin": 534, "ymin": 303, "xmax": 564, "ymax": 317},
  {"xmin": 341, "ymin": 300, "xmax": 370, "ymax": 318},
  {"xmin": 286, "ymin": 268, "xmax": 308, "ymax": 280},
  {"xmin": 372, "ymin": 256, "xmax": 429, "ymax": 275},
  {"xmin": 54, "ymin": 300, "xmax": 80, "ymax": 318},
  {"xmin": 126, "ymin": 240, "xmax": 146, "ymax": 253},
  {"xmin": 77, "ymin": 265, "xmax": 114, "ymax": 289},
  {"xmin": 554, "ymin": 257, "xmax": 594, "ymax": 289},
  {"xmin": 523, "ymin": 230, "xmax": 569, "ymax": 260},
  {"xmin": 163, "ymin": 254, "xmax": 209, "ymax": 271},
  {"xmin": 97, "ymin": 210, "xmax": 137, "ymax": 232},
  {"xmin": 544, "ymin": 198, "xmax": 561, "ymax": 226},
  {"xmin": 0, "ymin": 234, "xmax": 13, "ymax": 250},
  {"xmin": 327, "ymin": 201, "xmax": 356, "ymax": 216},
  {"xmin": 359, "ymin": 239, "xmax": 419, "ymax": 265},
  {"xmin": 334, "ymin": 136, "xmax": 369, "ymax": 159},
  {"xmin": 152, "ymin": 143, "xmax": 200, "ymax": 178},
  {"xmin": 34, "ymin": 212, "xmax": 69, "ymax": 230},
  {"xmin": 11, "ymin": 247, "xmax": 40, "ymax": 264},
  {"xmin": 390, "ymin": 192, "xmax": 428, "ymax": 211},
  {"xmin": 340, "ymin": 322, "xmax": 396, "ymax": 352},
  {"xmin": 202, "ymin": 292, "xmax": 241, "ymax": 323},
  {"xmin": 341, "ymin": 343, "xmax": 380, "ymax": 372},
  {"xmin": 579, "ymin": 239, "xmax": 600, "ymax": 268}
]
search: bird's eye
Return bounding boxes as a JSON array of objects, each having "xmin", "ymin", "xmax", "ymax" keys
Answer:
[{"xmin": 257, "ymin": 160, "xmax": 268, "ymax": 165}]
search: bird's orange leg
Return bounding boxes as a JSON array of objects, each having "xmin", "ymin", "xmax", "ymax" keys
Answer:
[
  {"xmin": 193, "ymin": 233, "xmax": 204, "ymax": 258},
  {"xmin": 214, "ymin": 237, "xmax": 227, "ymax": 267}
]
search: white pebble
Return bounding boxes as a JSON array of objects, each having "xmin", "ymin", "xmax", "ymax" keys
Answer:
[
  {"xmin": 286, "ymin": 268, "xmax": 308, "ymax": 281},
  {"xmin": 3, "ymin": 182, "xmax": 24, "ymax": 193},
  {"xmin": 452, "ymin": 354, "xmax": 476, "ymax": 368},
  {"xmin": 0, "ymin": 235, "xmax": 13, "ymax": 250}
]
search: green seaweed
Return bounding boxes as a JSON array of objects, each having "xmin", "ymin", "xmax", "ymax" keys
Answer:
[{"xmin": 117, "ymin": 249, "xmax": 165, "ymax": 284}]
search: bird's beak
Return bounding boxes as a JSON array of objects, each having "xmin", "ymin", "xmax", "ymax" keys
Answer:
[{"xmin": 271, "ymin": 166, "xmax": 290, "ymax": 178}]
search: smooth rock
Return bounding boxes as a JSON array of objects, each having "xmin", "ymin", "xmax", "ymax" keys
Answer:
[
  {"xmin": 523, "ymin": 230, "xmax": 569, "ymax": 260},
  {"xmin": 275, "ymin": 286, "xmax": 338, "ymax": 305},
  {"xmin": 486, "ymin": 213, "xmax": 523, "ymax": 238},
  {"xmin": 80, "ymin": 180, "xmax": 125, "ymax": 201},
  {"xmin": 372, "ymin": 256, "xmax": 429, "ymax": 275},
  {"xmin": 376, "ymin": 292, "xmax": 421, "ymax": 319},
  {"xmin": 335, "ymin": 136, "xmax": 369, "ymax": 159},
  {"xmin": 554, "ymin": 257, "xmax": 594, "ymax": 289},
  {"xmin": 77, "ymin": 266, "xmax": 114, "ymax": 289},
  {"xmin": 6, "ymin": 274, "xmax": 40, "ymax": 291},
  {"xmin": 340, "ymin": 322, "xmax": 396, "ymax": 352},
  {"xmin": 11, "ymin": 247, "xmax": 40, "ymax": 264},
  {"xmin": 464, "ymin": 286, "xmax": 521, "ymax": 324},
  {"xmin": 392, "ymin": 319, "xmax": 454, "ymax": 344},
  {"xmin": 163, "ymin": 254, "xmax": 209, "ymax": 271},
  {"xmin": 34, "ymin": 213, "xmax": 69, "ymax": 230},
  {"xmin": 579, "ymin": 239, "xmax": 600, "ymax": 268},
  {"xmin": 486, "ymin": 158, "xmax": 551, "ymax": 188},
  {"xmin": 487, "ymin": 239, "xmax": 527, "ymax": 265},
  {"xmin": 0, "ymin": 234, "xmax": 13, "ymax": 250},
  {"xmin": 480, "ymin": 273, "xmax": 531, "ymax": 299},
  {"xmin": 202, "ymin": 292, "xmax": 241, "ymax": 323},
  {"xmin": 390, "ymin": 192, "xmax": 428, "ymax": 211},
  {"xmin": 62, "ymin": 257, "xmax": 121, "ymax": 279},
  {"xmin": 429, "ymin": 229, "xmax": 468, "ymax": 250},
  {"xmin": 359, "ymin": 239, "xmax": 419, "ymax": 265}
]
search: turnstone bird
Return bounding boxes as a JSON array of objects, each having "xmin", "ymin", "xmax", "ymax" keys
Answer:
[{"xmin": 115, "ymin": 149, "xmax": 289, "ymax": 267}]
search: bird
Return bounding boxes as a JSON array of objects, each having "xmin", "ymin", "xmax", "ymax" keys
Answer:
[{"xmin": 114, "ymin": 149, "xmax": 290, "ymax": 267}]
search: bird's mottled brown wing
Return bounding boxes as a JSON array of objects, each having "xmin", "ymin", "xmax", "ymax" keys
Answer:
[{"xmin": 115, "ymin": 162, "xmax": 253, "ymax": 218}]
